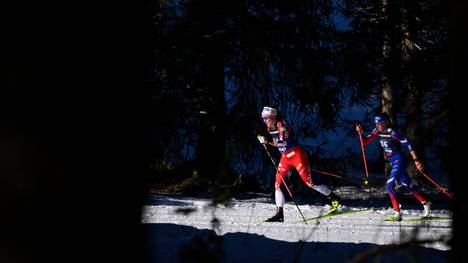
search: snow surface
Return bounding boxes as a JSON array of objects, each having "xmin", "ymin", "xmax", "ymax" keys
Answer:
[{"xmin": 142, "ymin": 193, "xmax": 452, "ymax": 263}]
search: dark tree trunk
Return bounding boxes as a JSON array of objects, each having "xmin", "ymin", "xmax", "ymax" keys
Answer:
[
  {"xmin": 195, "ymin": 43, "xmax": 226, "ymax": 182},
  {"xmin": 380, "ymin": 0, "xmax": 399, "ymax": 125},
  {"xmin": 381, "ymin": 0, "xmax": 401, "ymax": 177},
  {"xmin": 401, "ymin": 0, "xmax": 424, "ymax": 179}
]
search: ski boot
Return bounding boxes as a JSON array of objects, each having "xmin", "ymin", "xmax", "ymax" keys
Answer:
[
  {"xmin": 265, "ymin": 207, "xmax": 284, "ymax": 222},
  {"xmin": 422, "ymin": 201, "xmax": 431, "ymax": 217},
  {"xmin": 327, "ymin": 193, "xmax": 340, "ymax": 213},
  {"xmin": 387, "ymin": 210, "xmax": 402, "ymax": 221}
]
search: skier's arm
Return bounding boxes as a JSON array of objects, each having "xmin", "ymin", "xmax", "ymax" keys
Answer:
[
  {"xmin": 391, "ymin": 131, "xmax": 424, "ymax": 171},
  {"xmin": 410, "ymin": 150, "xmax": 424, "ymax": 171},
  {"xmin": 257, "ymin": 134, "xmax": 280, "ymax": 147},
  {"xmin": 275, "ymin": 122, "xmax": 288, "ymax": 147},
  {"xmin": 356, "ymin": 125, "xmax": 378, "ymax": 145},
  {"xmin": 390, "ymin": 130, "xmax": 413, "ymax": 151}
]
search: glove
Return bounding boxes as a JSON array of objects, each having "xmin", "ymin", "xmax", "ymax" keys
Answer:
[
  {"xmin": 355, "ymin": 124, "xmax": 363, "ymax": 134},
  {"xmin": 414, "ymin": 160, "xmax": 424, "ymax": 171},
  {"xmin": 257, "ymin": 135, "xmax": 267, "ymax": 144}
]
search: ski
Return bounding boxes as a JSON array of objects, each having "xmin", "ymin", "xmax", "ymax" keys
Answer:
[
  {"xmin": 294, "ymin": 208, "xmax": 373, "ymax": 223},
  {"xmin": 385, "ymin": 216, "xmax": 451, "ymax": 222}
]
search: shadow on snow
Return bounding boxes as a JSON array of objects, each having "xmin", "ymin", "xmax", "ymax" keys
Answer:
[{"xmin": 143, "ymin": 223, "xmax": 449, "ymax": 263}]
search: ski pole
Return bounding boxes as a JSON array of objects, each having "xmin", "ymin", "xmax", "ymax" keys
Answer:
[
  {"xmin": 310, "ymin": 168, "xmax": 343, "ymax": 179},
  {"xmin": 417, "ymin": 170, "xmax": 454, "ymax": 200},
  {"xmin": 310, "ymin": 168, "xmax": 362, "ymax": 188},
  {"xmin": 262, "ymin": 144, "xmax": 293, "ymax": 197},
  {"xmin": 261, "ymin": 143, "xmax": 308, "ymax": 225},
  {"xmin": 357, "ymin": 127, "xmax": 369, "ymax": 185}
]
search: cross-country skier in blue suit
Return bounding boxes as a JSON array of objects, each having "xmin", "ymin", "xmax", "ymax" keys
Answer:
[{"xmin": 356, "ymin": 114, "xmax": 431, "ymax": 221}]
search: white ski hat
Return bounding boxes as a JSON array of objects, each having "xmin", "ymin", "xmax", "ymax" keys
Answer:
[{"xmin": 261, "ymin": 106, "xmax": 277, "ymax": 117}]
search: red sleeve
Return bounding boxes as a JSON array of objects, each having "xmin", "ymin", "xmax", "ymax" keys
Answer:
[{"xmin": 362, "ymin": 129, "xmax": 378, "ymax": 145}]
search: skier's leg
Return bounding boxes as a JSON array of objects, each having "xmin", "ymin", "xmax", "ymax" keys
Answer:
[
  {"xmin": 275, "ymin": 187, "xmax": 285, "ymax": 207},
  {"xmin": 266, "ymin": 158, "xmax": 292, "ymax": 222},
  {"xmin": 293, "ymin": 146, "xmax": 338, "ymax": 210},
  {"xmin": 386, "ymin": 156, "xmax": 403, "ymax": 220},
  {"xmin": 386, "ymin": 174, "xmax": 400, "ymax": 211},
  {"xmin": 399, "ymin": 174, "xmax": 426, "ymax": 203},
  {"xmin": 274, "ymin": 159, "xmax": 293, "ymax": 200},
  {"xmin": 397, "ymin": 163, "xmax": 430, "ymax": 216}
]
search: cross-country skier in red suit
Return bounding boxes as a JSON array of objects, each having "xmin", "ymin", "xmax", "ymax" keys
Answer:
[{"xmin": 257, "ymin": 106, "xmax": 340, "ymax": 222}]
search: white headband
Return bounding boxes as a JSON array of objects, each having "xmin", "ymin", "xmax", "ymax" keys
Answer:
[{"xmin": 261, "ymin": 106, "xmax": 277, "ymax": 116}]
